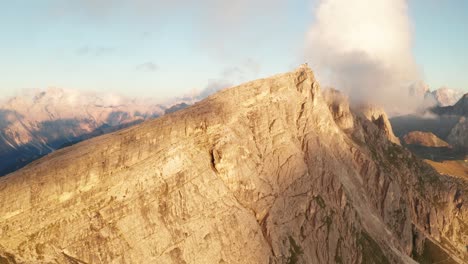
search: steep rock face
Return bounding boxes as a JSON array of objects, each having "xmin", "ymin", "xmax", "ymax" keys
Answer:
[
  {"xmin": 355, "ymin": 104, "xmax": 401, "ymax": 145},
  {"xmin": 0, "ymin": 66, "xmax": 467, "ymax": 264},
  {"xmin": 403, "ymin": 131, "xmax": 450, "ymax": 148}
]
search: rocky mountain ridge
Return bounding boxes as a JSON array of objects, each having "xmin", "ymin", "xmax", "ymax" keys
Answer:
[{"xmin": 0, "ymin": 66, "xmax": 466, "ymax": 263}]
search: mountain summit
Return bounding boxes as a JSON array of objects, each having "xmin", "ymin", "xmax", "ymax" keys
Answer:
[{"xmin": 0, "ymin": 66, "xmax": 466, "ymax": 263}]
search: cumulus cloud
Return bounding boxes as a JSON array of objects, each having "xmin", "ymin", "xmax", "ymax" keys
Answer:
[
  {"xmin": 305, "ymin": 0, "xmax": 421, "ymax": 114},
  {"xmin": 136, "ymin": 62, "xmax": 159, "ymax": 72}
]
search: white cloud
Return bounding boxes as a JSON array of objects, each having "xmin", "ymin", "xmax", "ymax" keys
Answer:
[{"xmin": 305, "ymin": 0, "xmax": 421, "ymax": 113}]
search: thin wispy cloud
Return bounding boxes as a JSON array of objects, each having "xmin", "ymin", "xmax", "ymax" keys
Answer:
[
  {"xmin": 52, "ymin": 0, "xmax": 288, "ymax": 60},
  {"xmin": 197, "ymin": 59, "xmax": 261, "ymax": 98},
  {"xmin": 76, "ymin": 46, "xmax": 114, "ymax": 57},
  {"xmin": 222, "ymin": 58, "xmax": 261, "ymax": 81},
  {"xmin": 136, "ymin": 62, "xmax": 159, "ymax": 72}
]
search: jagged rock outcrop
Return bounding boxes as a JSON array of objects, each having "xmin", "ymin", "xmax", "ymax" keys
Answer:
[
  {"xmin": 403, "ymin": 131, "xmax": 450, "ymax": 148},
  {"xmin": 355, "ymin": 104, "xmax": 401, "ymax": 145},
  {"xmin": 0, "ymin": 65, "xmax": 467, "ymax": 263}
]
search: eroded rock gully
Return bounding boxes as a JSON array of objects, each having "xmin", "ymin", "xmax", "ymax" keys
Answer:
[{"xmin": 0, "ymin": 65, "xmax": 466, "ymax": 263}]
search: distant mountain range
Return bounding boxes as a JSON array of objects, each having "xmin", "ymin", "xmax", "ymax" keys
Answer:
[
  {"xmin": 432, "ymin": 93, "xmax": 468, "ymax": 116},
  {"xmin": 0, "ymin": 88, "xmax": 195, "ymax": 176},
  {"xmin": 431, "ymin": 87, "xmax": 466, "ymax": 107},
  {"xmin": 408, "ymin": 81, "xmax": 465, "ymax": 107}
]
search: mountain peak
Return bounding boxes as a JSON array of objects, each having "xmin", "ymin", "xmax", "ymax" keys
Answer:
[{"xmin": 431, "ymin": 87, "xmax": 465, "ymax": 107}]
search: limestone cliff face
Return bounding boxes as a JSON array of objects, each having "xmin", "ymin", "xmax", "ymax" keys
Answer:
[
  {"xmin": 0, "ymin": 65, "xmax": 467, "ymax": 264},
  {"xmin": 355, "ymin": 104, "xmax": 401, "ymax": 146}
]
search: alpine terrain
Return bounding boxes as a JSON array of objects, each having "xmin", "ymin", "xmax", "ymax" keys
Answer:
[{"xmin": 0, "ymin": 66, "xmax": 467, "ymax": 263}]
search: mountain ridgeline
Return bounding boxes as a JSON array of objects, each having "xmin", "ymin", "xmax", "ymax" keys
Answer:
[{"xmin": 0, "ymin": 66, "xmax": 466, "ymax": 263}]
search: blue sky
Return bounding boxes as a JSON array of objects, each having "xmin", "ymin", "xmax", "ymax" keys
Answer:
[
  {"xmin": 409, "ymin": 0, "xmax": 468, "ymax": 92},
  {"xmin": 0, "ymin": 0, "xmax": 466, "ymax": 100}
]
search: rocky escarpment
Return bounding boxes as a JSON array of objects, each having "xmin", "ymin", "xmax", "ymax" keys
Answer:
[
  {"xmin": 355, "ymin": 104, "xmax": 401, "ymax": 146},
  {"xmin": 0, "ymin": 65, "xmax": 467, "ymax": 263}
]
